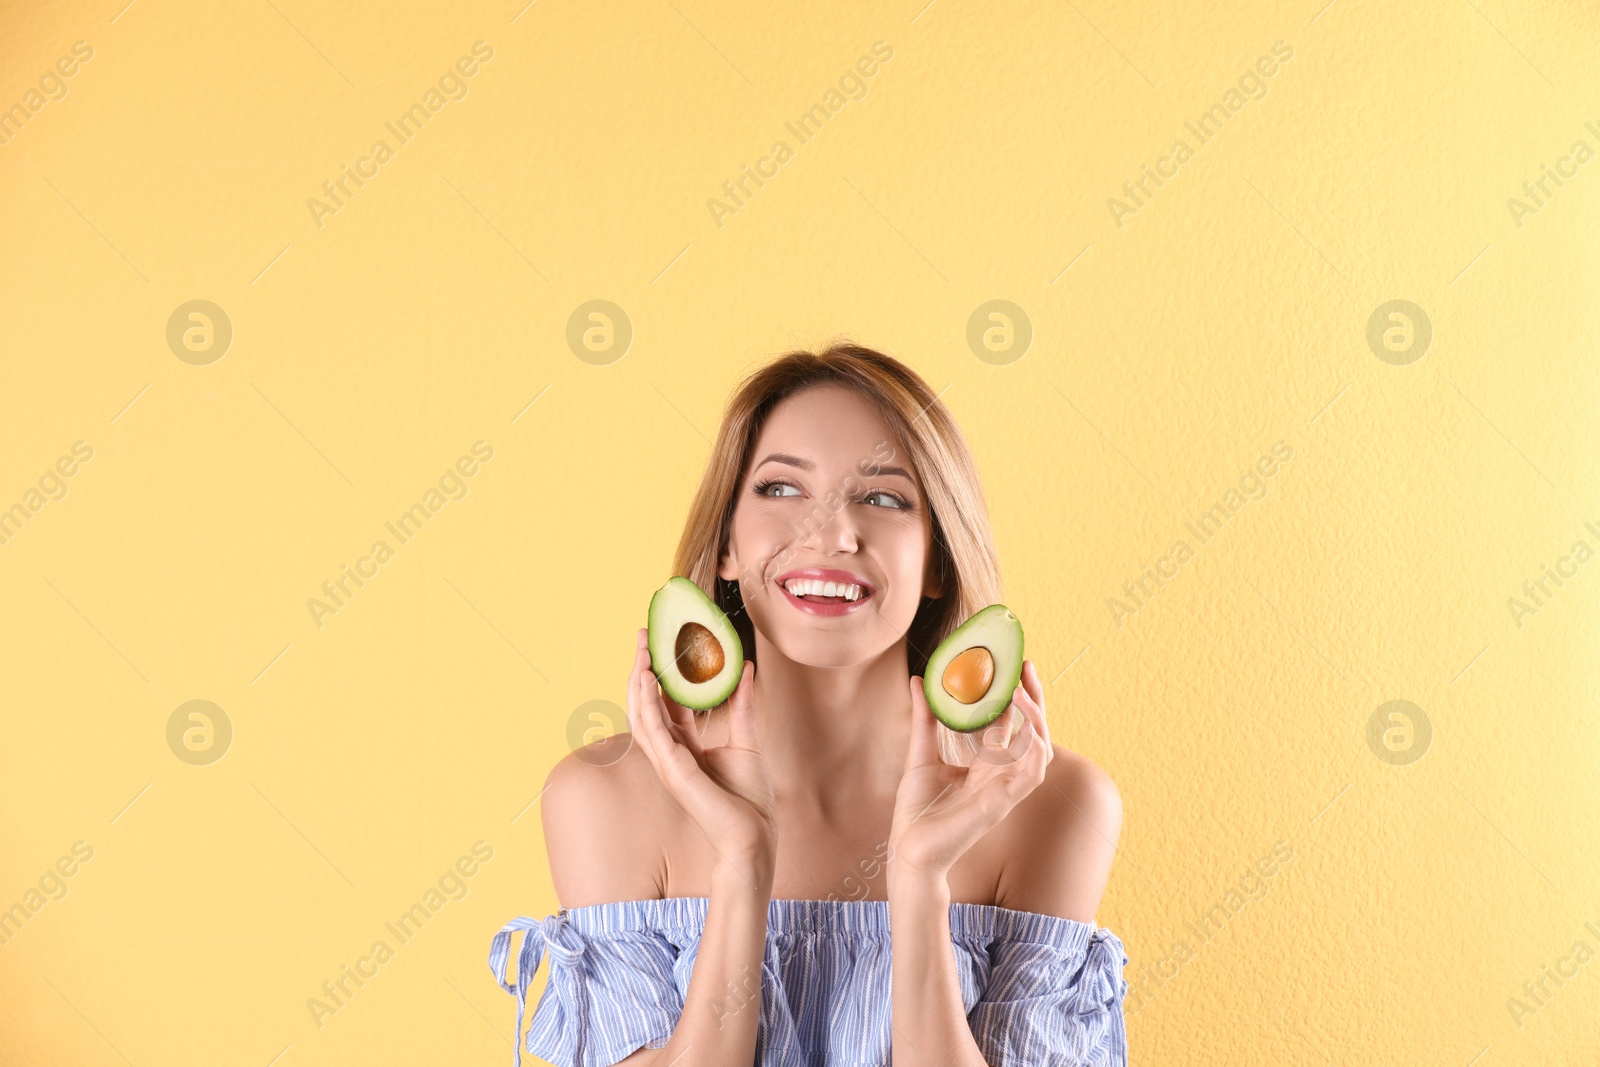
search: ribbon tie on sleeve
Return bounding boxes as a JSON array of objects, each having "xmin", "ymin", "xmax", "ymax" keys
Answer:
[
  {"xmin": 488, "ymin": 912, "xmax": 589, "ymax": 1067},
  {"xmin": 1070, "ymin": 929, "xmax": 1128, "ymax": 1018}
]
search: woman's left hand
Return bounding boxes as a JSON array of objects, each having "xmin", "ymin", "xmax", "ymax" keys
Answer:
[{"xmin": 888, "ymin": 659, "xmax": 1054, "ymax": 885}]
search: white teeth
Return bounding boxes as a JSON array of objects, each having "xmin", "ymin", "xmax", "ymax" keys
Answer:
[{"xmin": 783, "ymin": 578, "xmax": 866, "ymax": 601}]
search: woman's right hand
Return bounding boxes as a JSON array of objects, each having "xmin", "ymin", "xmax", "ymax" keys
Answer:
[{"xmin": 626, "ymin": 627, "xmax": 777, "ymax": 873}]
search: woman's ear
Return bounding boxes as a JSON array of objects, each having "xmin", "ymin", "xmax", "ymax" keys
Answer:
[{"xmin": 717, "ymin": 546, "xmax": 740, "ymax": 583}]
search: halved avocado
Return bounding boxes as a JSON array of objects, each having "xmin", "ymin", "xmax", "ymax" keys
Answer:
[
  {"xmin": 922, "ymin": 605, "xmax": 1024, "ymax": 732},
  {"xmin": 647, "ymin": 577, "xmax": 745, "ymax": 710}
]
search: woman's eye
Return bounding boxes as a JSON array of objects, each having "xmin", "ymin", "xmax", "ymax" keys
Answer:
[
  {"xmin": 757, "ymin": 480, "xmax": 801, "ymax": 498},
  {"xmin": 862, "ymin": 490, "xmax": 909, "ymax": 509}
]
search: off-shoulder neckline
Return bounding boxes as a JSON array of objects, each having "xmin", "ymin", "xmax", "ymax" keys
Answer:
[{"xmin": 550, "ymin": 895, "xmax": 1112, "ymax": 950}]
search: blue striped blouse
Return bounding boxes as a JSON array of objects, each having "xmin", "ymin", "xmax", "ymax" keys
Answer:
[{"xmin": 488, "ymin": 896, "xmax": 1128, "ymax": 1067}]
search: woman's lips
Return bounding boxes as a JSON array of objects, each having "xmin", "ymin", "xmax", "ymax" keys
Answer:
[{"xmin": 777, "ymin": 582, "xmax": 875, "ymax": 617}]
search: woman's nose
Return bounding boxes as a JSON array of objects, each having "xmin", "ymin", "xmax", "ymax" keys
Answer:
[{"xmin": 800, "ymin": 497, "xmax": 859, "ymax": 553}]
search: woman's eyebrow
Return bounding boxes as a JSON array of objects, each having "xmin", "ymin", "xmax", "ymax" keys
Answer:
[
  {"xmin": 868, "ymin": 463, "xmax": 916, "ymax": 483},
  {"xmin": 754, "ymin": 451, "xmax": 918, "ymax": 485},
  {"xmin": 754, "ymin": 452, "xmax": 815, "ymax": 472}
]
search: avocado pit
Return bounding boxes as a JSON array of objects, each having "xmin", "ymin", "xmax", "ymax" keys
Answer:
[
  {"xmin": 675, "ymin": 621, "xmax": 725, "ymax": 684},
  {"xmin": 941, "ymin": 646, "xmax": 995, "ymax": 704}
]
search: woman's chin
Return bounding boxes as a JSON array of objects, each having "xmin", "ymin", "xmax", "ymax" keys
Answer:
[{"xmin": 759, "ymin": 630, "xmax": 905, "ymax": 671}]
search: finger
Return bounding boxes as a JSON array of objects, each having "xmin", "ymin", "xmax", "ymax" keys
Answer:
[
  {"xmin": 626, "ymin": 647, "xmax": 665, "ymax": 775},
  {"xmin": 974, "ymin": 688, "xmax": 1040, "ymax": 773},
  {"xmin": 634, "ymin": 663, "xmax": 703, "ymax": 787},
  {"xmin": 1014, "ymin": 725, "xmax": 1052, "ymax": 800},
  {"xmin": 657, "ymin": 682, "xmax": 705, "ymax": 758},
  {"xmin": 998, "ymin": 685, "xmax": 1051, "ymax": 794},
  {"xmin": 964, "ymin": 734, "xmax": 1046, "ymax": 820},
  {"xmin": 629, "ymin": 628, "xmax": 647, "ymax": 688},
  {"xmin": 725, "ymin": 661, "xmax": 761, "ymax": 751},
  {"xmin": 1021, "ymin": 659, "xmax": 1045, "ymax": 712},
  {"xmin": 973, "ymin": 709, "xmax": 1003, "ymax": 763},
  {"xmin": 631, "ymin": 645, "xmax": 693, "ymax": 772},
  {"xmin": 625, "ymin": 632, "xmax": 648, "ymax": 740},
  {"xmin": 642, "ymin": 625, "xmax": 708, "ymax": 753},
  {"xmin": 642, "ymin": 665, "xmax": 701, "ymax": 758},
  {"xmin": 979, "ymin": 700, "xmax": 1018, "ymax": 751},
  {"xmin": 1017, "ymin": 670, "xmax": 1053, "ymax": 763},
  {"xmin": 972, "ymin": 755, "xmax": 1038, "ymax": 822},
  {"xmin": 1019, "ymin": 661, "xmax": 1050, "ymax": 764},
  {"xmin": 1006, "ymin": 682, "xmax": 1047, "ymax": 762},
  {"xmin": 673, "ymin": 710, "xmax": 707, "ymax": 759},
  {"xmin": 965, "ymin": 702, "xmax": 1018, "ymax": 780},
  {"xmin": 906, "ymin": 676, "xmax": 943, "ymax": 768}
]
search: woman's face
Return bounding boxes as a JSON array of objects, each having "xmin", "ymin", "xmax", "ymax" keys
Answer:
[{"xmin": 717, "ymin": 384, "xmax": 942, "ymax": 669}]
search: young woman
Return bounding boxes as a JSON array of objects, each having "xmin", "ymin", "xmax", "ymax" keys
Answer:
[{"xmin": 490, "ymin": 342, "xmax": 1128, "ymax": 1066}]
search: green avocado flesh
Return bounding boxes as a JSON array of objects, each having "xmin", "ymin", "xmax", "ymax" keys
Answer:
[
  {"xmin": 922, "ymin": 605, "xmax": 1024, "ymax": 732},
  {"xmin": 647, "ymin": 577, "xmax": 745, "ymax": 710}
]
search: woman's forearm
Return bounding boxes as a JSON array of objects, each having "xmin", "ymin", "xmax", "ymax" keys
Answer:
[
  {"xmin": 650, "ymin": 854, "xmax": 773, "ymax": 1066},
  {"xmin": 889, "ymin": 871, "xmax": 990, "ymax": 1067}
]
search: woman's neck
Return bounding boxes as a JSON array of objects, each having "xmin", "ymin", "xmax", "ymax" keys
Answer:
[{"xmin": 743, "ymin": 634, "xmax": 915, "ymax": 816}]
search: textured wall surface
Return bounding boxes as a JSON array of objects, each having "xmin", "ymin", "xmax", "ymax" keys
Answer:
[{"xmin": 2, "ymin": 1, "xmax": 1597, "ymax": 1064}]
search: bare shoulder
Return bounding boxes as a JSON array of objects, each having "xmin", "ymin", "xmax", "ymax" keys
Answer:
[
  {"xmin": 1040, "ymin": 744, "xmax": 1123, "ymax": 835},
  {"xmin": 994, "ymin": 743, "xmax": 1123, "ymax": 923},
  {"xmin": 540, "ymin": 733, "xmax": 669, "ymax": 909}
]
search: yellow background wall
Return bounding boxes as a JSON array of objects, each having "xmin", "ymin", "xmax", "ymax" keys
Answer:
[{"xmin": 2, "ymin": 1, "xmax": 1596, "ymax": 1064}]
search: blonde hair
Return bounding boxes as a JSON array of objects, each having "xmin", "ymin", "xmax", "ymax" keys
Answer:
[{"xmin": 672, "ymin": 340, "xmax": 1012, "ymax": 766}]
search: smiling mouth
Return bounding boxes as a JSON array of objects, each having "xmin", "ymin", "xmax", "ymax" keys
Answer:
[
  {"xmin": 771, "ymin": 572, "xmax": 878, "ymax": 617},
  {"xmin": 780, "ymin": 577, "xmax": 870, "ymax": 604}
]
